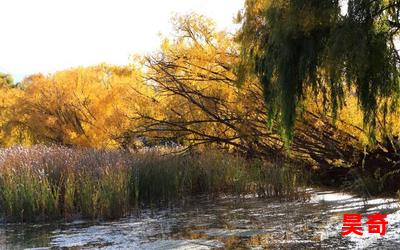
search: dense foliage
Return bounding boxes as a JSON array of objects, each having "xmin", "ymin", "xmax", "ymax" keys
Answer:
[
  {"xmin": 0, "ymin": 10, "xmax": 400, "ymax": 197},
  {"xmin": 238, "ymin": 0, "xmax": 400, "ymax": 143}
]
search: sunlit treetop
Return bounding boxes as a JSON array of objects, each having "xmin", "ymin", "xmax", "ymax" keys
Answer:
[{"xmin": 0, "ymin": 73, "xmax": 14, "ymax": 88}]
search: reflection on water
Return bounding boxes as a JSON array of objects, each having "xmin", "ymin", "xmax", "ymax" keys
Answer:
[{"xmin": 0, "ymin": 189, "xmax": 399, "ymax": 249}]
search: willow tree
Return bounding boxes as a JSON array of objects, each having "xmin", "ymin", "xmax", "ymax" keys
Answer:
[{"xmin": 238, "ymin": 0, "xmax": 400, "ymax": 144}]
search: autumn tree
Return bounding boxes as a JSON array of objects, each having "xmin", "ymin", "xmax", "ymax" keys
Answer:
[
  {"xmin": 0, "ymin": 73, "xmax": 28, "ymax": 145},
  {"xmin": 1, "ymin": 65, "xmax": 149, "ymax": 148},
  {"xmin": 0, "ymin": 73, "xmax": 14, "ymax": 88},
  {"xmin": 122, "ymin": 14, "xmax": 360, "ymax": 165}
]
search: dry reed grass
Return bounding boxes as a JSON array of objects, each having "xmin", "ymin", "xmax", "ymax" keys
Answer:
[{"xmin": 0, "ymin": 146, "xmax": 308, "ymax": 222}]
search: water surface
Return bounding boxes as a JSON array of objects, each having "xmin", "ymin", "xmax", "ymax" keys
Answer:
[{"xmin": 1, "ymin": 189, "xmax": 399, "ymax": 249}]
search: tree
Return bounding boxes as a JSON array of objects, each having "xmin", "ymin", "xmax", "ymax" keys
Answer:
[
  {"xmin": 126, "ymin": 14, "xmax": 362, "ymax": 165},
  {"xmin": 133, "ymin": 14, "xmax": 275, "ymax": 156},
  {"xmin": 238, "ymin": 0, "xmax": 400, "ymax": 144},
  {"xmin": 0, "ymin": 65, "xmax": 147, "ymax": 148},
  {"xmin": 0, "ymin": 73, "xmax": 14, "ymax": 88},
  {"xmin": 0, "ymin": 73, "xmax": 27, "ymax": 145}
]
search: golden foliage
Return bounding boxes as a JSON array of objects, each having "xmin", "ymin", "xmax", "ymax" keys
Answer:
[
  {"xmin": 0, "ymin": 64, "xmax": 153, "ymax": 148},
  {"xmin": 0, "ymin": 14, "xmax": 398, "ymax": 163}
]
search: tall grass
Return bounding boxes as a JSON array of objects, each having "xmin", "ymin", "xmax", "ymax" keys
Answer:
[
  {"xmin": 0, "ymin": 146, "xmax": 308, "ymax": 222},
  {"xmin": 343, "ymin": 167, "xmax": 400, "ymax": 197}
]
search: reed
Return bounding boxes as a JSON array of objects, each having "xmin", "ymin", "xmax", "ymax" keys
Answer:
[{"xmin": 0, "ymin": 146, "xmax": 308, "ymax": 222}]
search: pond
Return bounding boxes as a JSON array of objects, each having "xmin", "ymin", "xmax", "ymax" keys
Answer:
[{"xmin": 1, "ymin": 189, "xmax": 399, "ymax": 249}]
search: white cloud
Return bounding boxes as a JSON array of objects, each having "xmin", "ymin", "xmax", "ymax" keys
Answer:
[{"xmin": 0, "ymin": 0, "xmax": 244, "ymax": 80}]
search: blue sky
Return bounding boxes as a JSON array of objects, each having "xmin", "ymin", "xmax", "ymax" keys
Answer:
[{"xmin": 0, "ymin": 0, "xmax": 244, "ymax": 82}]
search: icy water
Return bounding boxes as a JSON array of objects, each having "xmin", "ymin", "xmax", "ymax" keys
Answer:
[{"xmin": 0, "ymin": 189, "xmax": 399, "ymax": 249}]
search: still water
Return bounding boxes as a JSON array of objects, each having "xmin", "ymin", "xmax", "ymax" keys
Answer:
[{"xmin": 0, "ymin": 189, "xmax": 399, "ymax": 249}]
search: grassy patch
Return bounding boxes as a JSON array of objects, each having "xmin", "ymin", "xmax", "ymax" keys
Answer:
[{"xmin": 0, "ymin": 146, "xmax": 308, "ymax": 222}]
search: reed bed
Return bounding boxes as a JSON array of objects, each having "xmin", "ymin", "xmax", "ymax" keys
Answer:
[{"xmin": 0, "ymin": 146, "xmax": 308, "ymax": 222}]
